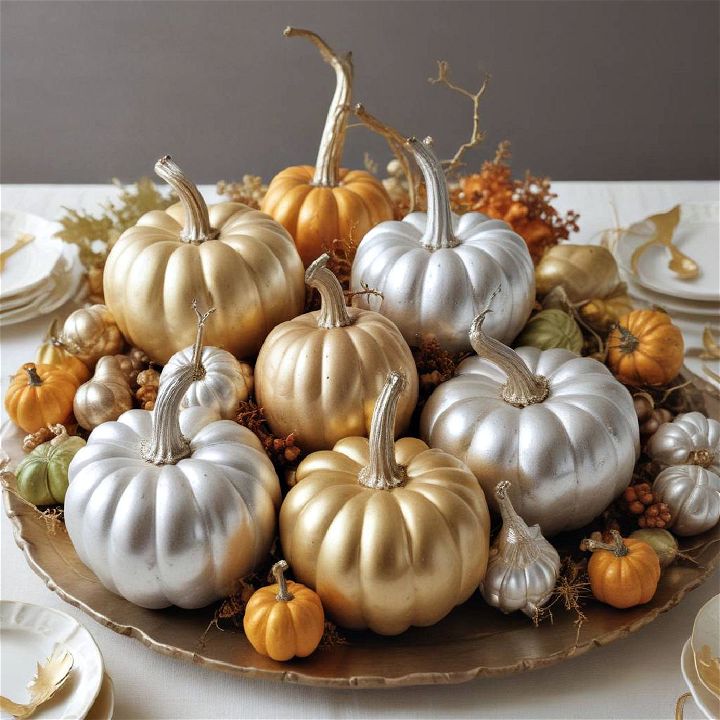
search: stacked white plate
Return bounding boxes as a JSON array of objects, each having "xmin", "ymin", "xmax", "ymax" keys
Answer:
[
  {"xmin": 611, "ymin": 202, "xmax": 720, "ymax": 387},
  {"xmin": 1, "ymin": 210, "xmax": 84, "ymax": 326}
]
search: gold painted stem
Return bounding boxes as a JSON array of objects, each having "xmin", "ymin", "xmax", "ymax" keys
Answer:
[
  {"xmin": 583, "ymin": 529, "xmax": 629, "ymax": 557},
  {"xmin": 154, "ymin": 156, "xmax": 217, "ymax": 244},
  {"xmin": 272, "ymin": 560, "xmax": 295, "ymax": 602},
  {"xmin": 406, "ymin": 137, "xmax": 457, "ymax": 249},
  {"xmin": 305, "ymin": 254, "xmax": 352, "ymax": 328},
  {"xmin": 142, "ymin": 366, "xmax": 193, "ymax": 465},
  {"xmin": 285, "ymin": 27, "xmax": 352, "ymax": 187},
  {"xmin": 358, "ymin": 372, "xmax": 407, "ymax": 490},
  {"xmin": 469, "ymin": 308, "xmax": 549, "ymax": 407},
  {"xmin": 190, "ymin": 300, "xmax": 216, "ymax": 380},
  {"xmin": 688, "ymin": 449, "xmax": 714, "ymax": 468}
]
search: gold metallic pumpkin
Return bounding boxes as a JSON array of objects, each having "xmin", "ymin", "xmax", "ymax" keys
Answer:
[
  {"xmin": 103, "ymin": 156, "xmax": 305, "ymax": 364},
  {"xmin": 61, "ymin": 304, "xmax": 124, "ymax": 368},
  {"xmin": 255, "ymin": 254, "xmax": 418, "ymax": 453},
  {"xmin": 261, "ymin": 28, "xmax": 393, "ymax": 267},
  {"xmin": 280, "ymin": 372, "xmax": 491, "ymax": 635},
  {"xmin": 73, "ymin": 356, "xmax": 134, "ymax": 431}
]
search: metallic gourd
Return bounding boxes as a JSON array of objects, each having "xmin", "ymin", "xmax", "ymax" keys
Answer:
[
  {"xmin": 350, "ymin": 136, "xmax": 534, "ymax": 352},
  {"xmin": 262, "ymin": 28, "xmax": 394, "ymax": 267},
  {"xmin": 160, "ymin": 302, "xmax": 253, "ymax": 421},
  {"xmin": 73, "ymin": 355, "xmax": 134, "ymax": 431},
  {"xmin": 420, "ymin": 307, "xmax": 639, "ymax": 536},
  {"xmin": 61, "ymin": 305, "xmax": 124, "ymax": 368},
  {"xmin": 15, "ymin": 425, "xmax": 86, "ymax": 506},
  {"xmin": 652, "ymin": 465, "xmax": 720, "ymax": 536},
  {"xmin": 65, "ymin": 357, "xmax": 281, "ymax": 609},
  {"xmin": 647, "ymin": 412, "xmax": 720, "ymax": 474},
  {"xmin": 255, "ymin": 254, "xmax": 418, "ymax": 453},
  {"xmin": 35, "ymin": 319, "xmax": 91, "ymax": 384},
  {"xmin": 103, "ymin": 156, "xmax": 305, "ymax": 364},
  {"xmin": 243, "ymin": 560, "xmax": 325, "ymax": 662},
  {"xmin": 280, "ymin": 371, "xmax": 491, "ymax": 635},
  {"xmin": 480, "ymin": 481, "xmax": 560, "ymax": 617}
]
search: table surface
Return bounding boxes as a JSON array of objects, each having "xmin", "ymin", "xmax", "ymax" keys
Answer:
[{"xmin": 1, "ymin": 181, "xmax": 719, "ymax": 720}]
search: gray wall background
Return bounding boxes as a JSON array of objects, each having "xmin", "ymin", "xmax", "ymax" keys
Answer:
[{"xmin": 2, "ymin": 0, "xmax": 718, "ymax": 183}]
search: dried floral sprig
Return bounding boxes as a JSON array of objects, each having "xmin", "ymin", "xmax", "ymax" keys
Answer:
[
  {"xmin": 56, "ymin": 177, "xmax": 175, "ymax": 269},
  {"xmin": 235, "ymin": 400, "xmax": 301, "ymax": 470},
  {"xmin": 412, "ymin": 338, "xmax": 470, "ymax": 409},
  {"xmin": 320, "ymin": 621, "xmax": 348, "ymax": 647},
  {"xmin": 428, "ymin": 60, "xmax": 489, "ymax": 175},
  {"xmin": 216, "ymin": 176, "xmax": 267, "ymax": 209}
]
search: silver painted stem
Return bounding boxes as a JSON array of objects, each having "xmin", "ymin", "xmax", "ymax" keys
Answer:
[
  {"xmin": 190, "ymin": 300, "xmax": 216, "ymax": 380},
  {"xmin": 272, "ymin": 560, "xmax": 295, "ymax": 602},
  {"xmin": 407, "ymin": 137, "xmax": 457, "ymax": 250},
  {"xmin": 358, "ymin": 372, "xmax": 407, "ymax": 490},
  {"xmin": 469, "ymin": 308, "xmax": 549, "ymax": 407},
  {"xmin": 154, "ymin": 156, "xmax": 218, "ymax": 244},
  {"xmin": 305, "ymin": 254, "xmax": 352, "ymax": 328}
]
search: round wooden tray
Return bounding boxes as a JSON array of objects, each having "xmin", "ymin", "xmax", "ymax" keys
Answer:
[{"xmin": 3, "ymin": 373, "xmax": 719, "ymax": 689}]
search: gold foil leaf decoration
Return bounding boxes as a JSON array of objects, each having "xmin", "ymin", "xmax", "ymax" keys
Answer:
[{"xmin": 0, "ymin": 647, "xmax": 74, "ymax": 719}]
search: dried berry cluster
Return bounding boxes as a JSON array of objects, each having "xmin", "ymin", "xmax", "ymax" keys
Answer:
[
  {"xmin": 621, "ymin": 483, "xmax": 672, "ymax": 529},
  {"xmin": 235, "ymin": 399, "xmax": 301, "ymax": 469}
]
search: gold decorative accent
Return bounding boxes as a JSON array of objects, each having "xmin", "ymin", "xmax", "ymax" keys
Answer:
[
  {"xmin": 674, "ymin": 692, "xmax": 692, "ymax": 720},
  {"xmin": 696, "ymin": 643, "xmax": 720, "ymax": 697},
  {"xmin": 0, "ymin": 233, "xmax": 34, "ymax": 272},
  {"xmin": 0, "ymin": 647, "xmax": 73, "ymax": 719}
]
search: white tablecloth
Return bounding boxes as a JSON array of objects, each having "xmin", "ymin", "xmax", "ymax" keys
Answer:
[{"xmin": 1, "ymin": 182, "xmax": 718, "ymax": 720}]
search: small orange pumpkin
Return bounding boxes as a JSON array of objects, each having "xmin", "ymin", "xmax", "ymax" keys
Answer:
[
  {"xmin": 243, "ymin": 560, "xmax": 324, "ymax": 661},
  {"xmin": 606, "ymin": 309, "xmax": 684, "ymax": 387},
  {"xmin": 5, "ymin": 363, "xmax": 79, "ymax": 433},
  {"xmin": 584, "ymin": 530, "xmax": 660, "ymax": 609},
  {"xmin": 261, "ymin": 27, "xmax": 393, "ymax": 267},
  {"xmin": 35, "ymin": 320, "xmax": 91, "ymax": 384}
]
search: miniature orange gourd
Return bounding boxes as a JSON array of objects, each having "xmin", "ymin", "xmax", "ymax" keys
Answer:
[
  {"xmin": 606, "ymin": 310, "xmax": 684, "ymax": 386},
  {"xmin": 584, "ymin": 530, "xmax": 660, "ymax": 609},
  {"xmin": 4, "ymin": 363, "xmax": 79, "ymax": 433},
  {"xmin": 261, "ymin": 28, "xmax": 393, "ymax": 266},
  {"xmin": 243, "ymin": 560, "xmax": 324, "ymax": 661}
]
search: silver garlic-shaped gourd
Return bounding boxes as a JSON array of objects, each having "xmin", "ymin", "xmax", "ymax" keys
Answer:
[{"xmin": 480, "ymin": 481, "xmax": 561, "ymax": 617}]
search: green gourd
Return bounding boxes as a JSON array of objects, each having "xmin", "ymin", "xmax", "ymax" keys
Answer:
[
  {"xmin": 630, "ymin": 528, "xmax": 679, "ymax": 569},
  {"xmin": 514, "ymin": 309, "xmax": 583, "ymax": 354},
  {"xmin": 16, "ymin": 425, "xmax": 86, "ymax": 505}
]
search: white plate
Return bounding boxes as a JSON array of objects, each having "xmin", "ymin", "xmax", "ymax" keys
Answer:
[
  {"xmin": 0, "ymin": 245, "xmax": 83, "ymax": 326},
  {"xmin": 0, "ymin": 600, "xmax": 104, "ymax": 720},
  {"xmin": 614, "ymin": 202, "xmax": 720, "ymax": 303},
  {"xmin": 0, "ymin": 211, "xmax": 64, "ymax": 299},
  {"xmin": 86, "ymin": 674, "xmax": 114, "ymax": 720},
  {"xmin": 692, "ymin": 594, "xmax": 720, "ymax": 700},
  {"xmin": 623, "ymin": 272, "xmax": 720, "ymax": 319},
  {"xmin": 681, "ymin": 638, "xmax": 720, "ymax": 719}
]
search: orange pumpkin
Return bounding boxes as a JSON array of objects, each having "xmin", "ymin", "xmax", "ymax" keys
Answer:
[
  {"xmin": 606, "ymin": 309, "xmax": 684, "ymax": 387},
  {"xmin": 35, "ymin": 320, "xmax": 91, "ymax": 384},
  {"xmin": 261, "ymin": 27, "xmax": 393, "ymax": 267},
  {"xmin": 5, "ymin": 363, "xmax": 79, "ymax": 433},
  {"xmin": 584, "ymin": 530, "xmax": 660, "ymax": 609},
  {"xmin": 243, "ymin": 560, "xmax": 324, "ymax": 661}
]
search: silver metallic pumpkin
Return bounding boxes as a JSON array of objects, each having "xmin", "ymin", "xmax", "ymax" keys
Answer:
[
  {"xmin": 350, "ymin": 136, "xmax": 534, "ymax": 352},
  {"xmin": 647, "ymin": 411, "xmax": 720, "ymax": 473},
  {"xmin": 65, "ymin": 357, "xmax": 280, "ymax": 609},
  {"xmin": 652, "ymin": 465, "xmax": 720, "ymax": 536},
  {"xmin": 420, "ymin": 305, "xmax": 639, "ymax": 536},
  {"xmin": 160, "ymin": 301, "xmax": 253, "ymax": 420},
  {"xmin": 480, "ymin": 481, "xmax": 560, "ymax": 617}
]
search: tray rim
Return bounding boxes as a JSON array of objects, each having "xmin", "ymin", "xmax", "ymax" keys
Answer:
[{"xmin": 3, "ymin": 368, "xmax": 720, "ymax": 689}]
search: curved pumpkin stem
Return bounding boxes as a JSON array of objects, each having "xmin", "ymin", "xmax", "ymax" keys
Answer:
[
  {"xmin": 469, "ymin": 294, "xmax": 550, "ymax": 407},
  {"xmin": 23, "ymin": 363, "xmax": 43, "ymax": 387},
  {"xmin": 285, "ymin": 27, "xmax": 352, "ymax": 188},
  {"xmin": 358, "ymin": 371, "xmax": 407, "ymax": 490},
  {"xmin": 190, "ymin": 299, "xmax": 216, "ymax": 380},
  {"xmin": 272, "ymin": 560, "xmax": 295, "ymax": 602},
  {"xmin": 495, "ymin": 480, "xmax": 534, "ymax": 544},
  {"xmin": 406, "ymin": 137, "xmax": 457, "ymax": 250},
  {"xmin": 154, "ymin": 156, "xmax": 218, "ymax": 244},
  {"xmin": 305, "ymin": 254, "xmax": 352, "ymax": 328},
  {"xmin": 49, "ymin": 424, "xmax": 70, "ymax": 446},
  {"xmin": 583, "ymin": 529, "xmax": 629, "ymax": 558},
  {"xmin": 141, "ymin": 364, "xmax": 194, "ymax": 465}
]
